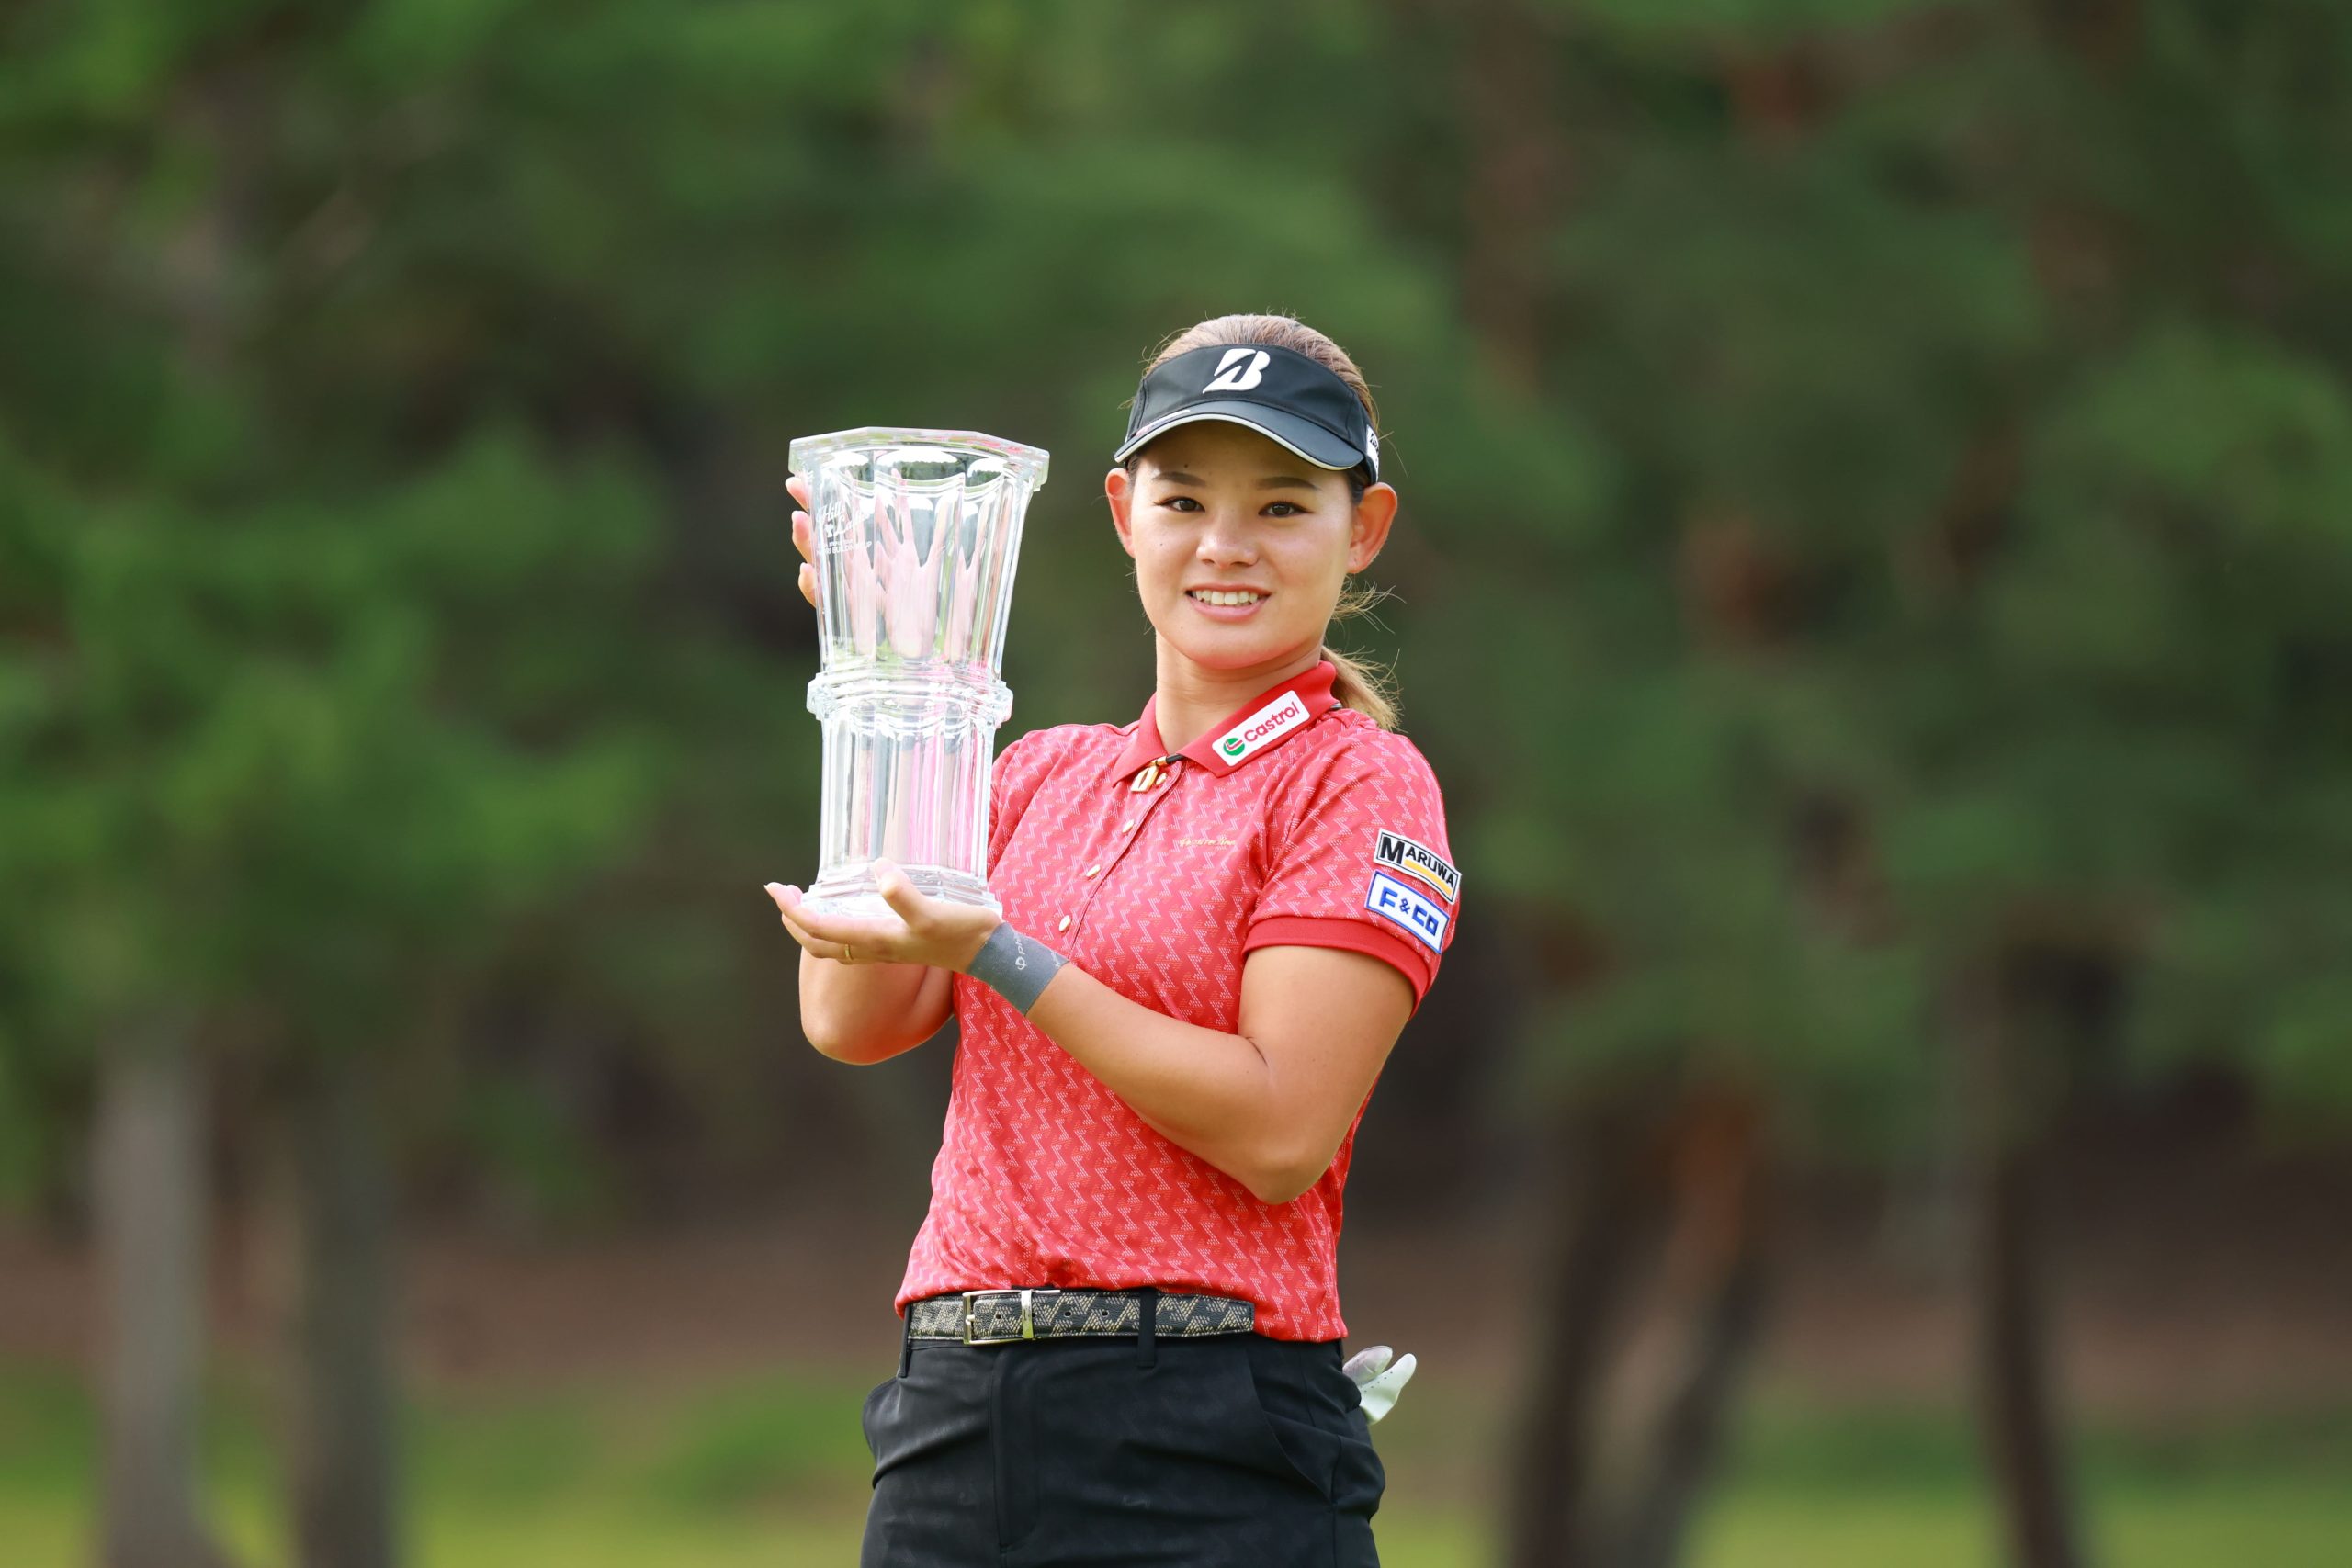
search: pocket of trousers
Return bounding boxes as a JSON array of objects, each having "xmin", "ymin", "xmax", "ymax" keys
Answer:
[
  {"xmin": 862, "ymin": 1351, "xmax": 991, "ymax": 1490},
  {"xmin": 860, "ymin": 1375, "xmax": 892, "ymax": 1467},
  {"xmin": 1236, "ymin": 1337, "xmax": 1386, "ymax": 1514}
]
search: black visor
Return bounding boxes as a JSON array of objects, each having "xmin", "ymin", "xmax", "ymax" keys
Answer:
[{"xmin": 1114, "ymin": 343, "xmax": 1380, "ymax": 482}]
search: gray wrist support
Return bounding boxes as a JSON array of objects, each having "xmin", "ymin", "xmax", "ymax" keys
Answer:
[{"xmin": 966, "ymin": 921, "xmax": 1069, "ymax": 1014}]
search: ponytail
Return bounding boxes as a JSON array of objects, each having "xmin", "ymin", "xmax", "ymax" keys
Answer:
[{"xmin": 1324, "ymin": 581, "xmax": 1400, "ymax": 730}]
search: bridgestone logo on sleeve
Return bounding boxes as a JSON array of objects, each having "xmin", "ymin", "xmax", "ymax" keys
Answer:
[
  {"xmin": 1211, "ymin": 687, "xmax": 1310, "ymax": 766},
  {"xmin": 1374, "ymin": 829, "xmax": 1460, "ymax": 904}
]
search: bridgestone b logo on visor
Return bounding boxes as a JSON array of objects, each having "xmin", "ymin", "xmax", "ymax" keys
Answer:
[
  {"xmin": 1213, "ymin": 688, "xmax": 1309, "ymax": 765},
  {"xmin": 1374, "ymin": 829, "xmax": 1460, "ymax": 904},
  {"xmin": 1203, "ymin": 348, "xmax": 1271, "ymax": 392}
]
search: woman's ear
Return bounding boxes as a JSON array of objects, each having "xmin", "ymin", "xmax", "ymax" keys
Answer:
[
  {"xmin": 1104, "ymin": 466, "xmax": 1139, "ymax": 559},
  {"xmin": 1347, "ymin": 482, "xmax": 1400, "ymax": 573}
]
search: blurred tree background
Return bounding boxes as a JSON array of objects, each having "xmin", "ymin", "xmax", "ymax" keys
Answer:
[{"xmin": 3, "ymin": 3, "xmax": 2349, "ymax": 1567}]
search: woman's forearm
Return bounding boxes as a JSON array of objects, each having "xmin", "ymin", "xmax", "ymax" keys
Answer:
[
  {"xmin": 799, "ymin": 951, "xmax": 952, "ymax": 1064},
  {"xmin": 1024, "ymin": 964, "xmax": 1301, "ymax": 1201}
]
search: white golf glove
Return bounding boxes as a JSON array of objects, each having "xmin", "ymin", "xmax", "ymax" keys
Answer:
[{"xmin": 1340, "ymin": 1344, "xmax": 1418, "ymax": 1423}]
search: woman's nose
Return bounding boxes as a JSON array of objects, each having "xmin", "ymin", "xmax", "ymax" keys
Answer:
[{"xmin": 1197, "ymin": 508, "xmax": 1258, "ymax": 562}]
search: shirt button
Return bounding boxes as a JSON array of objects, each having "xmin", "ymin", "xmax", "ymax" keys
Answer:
[
  {"xmin": 1084, "ymin": 863, "xmax": 1100, "ymax": 878},
  {"xmin": 1119, "ymin": 820, "xmax": 1134, "ymax": 833},
  {"xmin": 1057, "ymin": 915, "xmax": 1072, "ymax": 932}
]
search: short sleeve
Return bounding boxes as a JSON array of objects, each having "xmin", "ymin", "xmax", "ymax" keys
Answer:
[{"xmin": 1243, "ymin": 735, "xmax": 1460, "ymax": 1011}]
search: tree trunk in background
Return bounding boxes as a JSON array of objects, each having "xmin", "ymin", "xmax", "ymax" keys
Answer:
[
  {"xmin": 95, "ymin": 1024, "xmax": 231, "ymax": 1568},
  {"xmin": 1458, "ymin": 0, "xmax": 1565, "ymax": 400},
  {"xmin": 1504, "ymin": 1094, "xmax": 1669, "ymax": 1568},
  {"xmin": 291, "ymin": 1050, "xmax": 398, "ymax": 1568},
  {"xmin": 1618, "ymin": 1096, "xmax": 1773, "ymax": 1568},
  {"xmin": 1961, "ymin": 962, "xmax": 2086, "ymax": 1568}
]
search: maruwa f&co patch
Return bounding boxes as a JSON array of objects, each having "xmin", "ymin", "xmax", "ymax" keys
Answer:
[{"xmin": 1373, "ymin": 829, "xmax": 1459, "ymax": 905}]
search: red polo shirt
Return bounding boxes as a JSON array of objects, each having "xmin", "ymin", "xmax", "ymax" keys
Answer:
[{"xmin": 894, "ymin": 660, "xmax": 1461, "ymax": 1340}]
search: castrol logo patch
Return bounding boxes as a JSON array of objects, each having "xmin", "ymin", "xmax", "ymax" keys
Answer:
[{"xmin": 1212, "ymin": 688, "xmax": 1309, "ymax": 766}]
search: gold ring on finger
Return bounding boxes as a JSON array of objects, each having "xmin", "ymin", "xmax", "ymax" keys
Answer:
[{"xmin": 843, "ymin": 944, "xmax": 855, "ymax": 964}]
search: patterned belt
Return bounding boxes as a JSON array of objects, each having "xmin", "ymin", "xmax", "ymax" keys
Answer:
[{"xmin": 909, "ymin": 1288, "xmax": 1256, "ymax": 1345}]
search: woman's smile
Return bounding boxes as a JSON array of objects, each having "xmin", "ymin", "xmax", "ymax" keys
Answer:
[{"xmin": 1186, "ymin": 585, "xmax": 1272, "ymax": 618}]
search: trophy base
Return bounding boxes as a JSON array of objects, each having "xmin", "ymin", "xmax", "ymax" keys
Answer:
[{"xmin": 800, "ymin": 863, "xmax": 1001, "ymax": 924}]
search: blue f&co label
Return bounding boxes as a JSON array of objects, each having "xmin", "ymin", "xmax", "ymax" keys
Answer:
[{"xmin": 1365, "ymin": 870, "xmax": 1449, "ymax": 953}]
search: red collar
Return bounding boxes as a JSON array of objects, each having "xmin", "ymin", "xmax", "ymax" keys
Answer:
[{"xmin": 1110, "ymin": 661, "xmax": 1340, "ymax": 782}]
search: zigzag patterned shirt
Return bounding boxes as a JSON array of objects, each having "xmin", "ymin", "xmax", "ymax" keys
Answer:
[{"xmin": 895, "ymin": 660, "xmax": 1459, "ymax": 1341}]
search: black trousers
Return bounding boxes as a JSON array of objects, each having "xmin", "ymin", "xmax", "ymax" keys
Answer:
[{"xmin": 858, "ymin": 1309, "xmax": 1385, "ymax": 1565}]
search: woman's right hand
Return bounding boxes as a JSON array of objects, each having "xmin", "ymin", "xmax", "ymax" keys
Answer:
[
  {"xmin": 787, "ymin": 472, "xmax": 818, "ymax": 608},
  {"xmin": 775, "ymin": 877, "xmax": 957, "ymax": 1064}
]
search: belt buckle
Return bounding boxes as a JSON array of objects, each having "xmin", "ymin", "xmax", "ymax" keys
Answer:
[{"xmin": 961, "ymin": 1287, "xmax": 1058, "ymax": 1345}]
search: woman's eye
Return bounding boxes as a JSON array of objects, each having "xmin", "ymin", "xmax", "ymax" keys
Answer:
[
  {"xmin": 1162, "ymin": 495, "xmax": 1202, "ymax": 512},
  {"xmin": 1265, "ymin": 502, "xmax": 1303, "ymax": 517}
]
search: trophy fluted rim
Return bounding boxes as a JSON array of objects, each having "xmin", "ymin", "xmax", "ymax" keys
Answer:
[{"xmin": 787, "ymin": 426, "xmax": 1050, "ymax": 485}]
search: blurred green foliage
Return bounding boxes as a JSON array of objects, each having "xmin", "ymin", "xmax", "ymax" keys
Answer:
[{"xmin": 3, "ymin": 0, "xmax": 2350, "ymax": 1206}]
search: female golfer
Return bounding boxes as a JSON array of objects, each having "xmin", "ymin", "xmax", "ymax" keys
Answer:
[{"xmin": 766, "ymin": 313, "xmax": 1459, "ymax": 1566}]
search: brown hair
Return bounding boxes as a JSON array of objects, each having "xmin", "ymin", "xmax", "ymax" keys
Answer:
[{"xmin": 1125, "ymin": 313, "xmax": 1401, "ymax": 730}]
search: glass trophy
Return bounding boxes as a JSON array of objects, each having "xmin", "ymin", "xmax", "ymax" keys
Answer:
[{"xmin": 789, "ymin": 427, "xmax": 1049, "ymax": 919}]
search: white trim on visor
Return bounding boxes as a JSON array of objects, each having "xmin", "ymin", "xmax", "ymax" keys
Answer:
[{"xmin": 1115, "ymin": 409, "xmax": 1371, "ymax": 478}]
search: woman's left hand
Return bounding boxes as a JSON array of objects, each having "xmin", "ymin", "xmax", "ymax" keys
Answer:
[{"xmin": 764, "ymin": 858, "xmax": 1001, "ymax": 972}]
